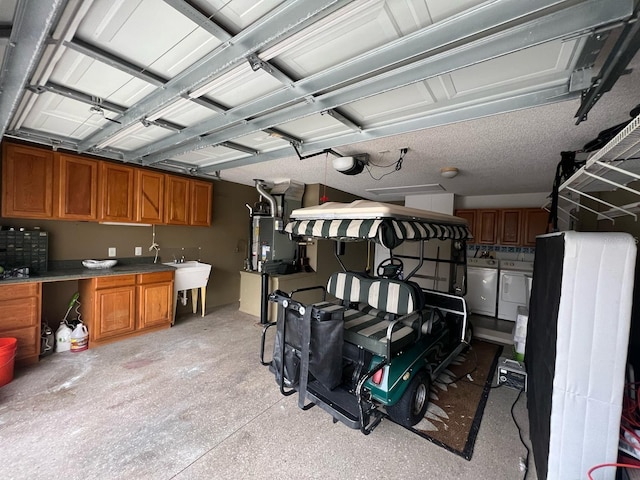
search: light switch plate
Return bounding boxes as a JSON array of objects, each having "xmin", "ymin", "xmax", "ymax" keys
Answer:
[
  {"xmin": 135, "ymin": 246, "xmax": 142, "ymax": 256},
  {"xmin": 108, "ymin": 247, "xmax": 116, "ymax": 257}
]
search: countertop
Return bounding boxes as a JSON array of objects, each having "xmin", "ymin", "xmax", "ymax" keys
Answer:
[
  {"xmin": 239, "ymin": 270, "xmax": 316, "ymax": 279},
  {"xmin": 0, "ymin": 259, "xmax": 176, "ymax": 285}
]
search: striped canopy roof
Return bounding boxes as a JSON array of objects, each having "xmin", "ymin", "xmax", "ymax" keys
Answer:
[{"xmin": 285, "ymin": 217, "xmax": 471, "ymax": 249}]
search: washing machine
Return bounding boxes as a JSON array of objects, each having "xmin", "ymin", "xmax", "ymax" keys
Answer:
[
  {"xmin": 465, "ymin": 257, "xmax": 499, "ymax": 317},
  {"xmin": 498, "ymin": 260, "xmax": 534, "ymax": 322}
]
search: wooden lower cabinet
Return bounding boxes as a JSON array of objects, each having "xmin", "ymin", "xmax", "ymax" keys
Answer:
[
  {"xmin": 79, "ymin": 271, "xmax": 173, "ymax": 347},
  {"xmin": 0, "ymin": 282, "xmax": 41, "ymax": 365},
  {"xmin": 95, "ymin": 284, "xmax": 137, "ymax": 339},
  {"xmin": 137, "ymin": 272, "xmax": 173, "ymax": 330}
]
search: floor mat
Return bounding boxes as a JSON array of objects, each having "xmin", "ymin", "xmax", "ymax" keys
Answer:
[{"xmin": 404, "ymin": 340, "xmax": 503, "ymax": 460}]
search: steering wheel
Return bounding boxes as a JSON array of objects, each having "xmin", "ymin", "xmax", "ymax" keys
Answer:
[{"xmin": 377, "ymin": 257, "xmax": 404, "ymax": 279}]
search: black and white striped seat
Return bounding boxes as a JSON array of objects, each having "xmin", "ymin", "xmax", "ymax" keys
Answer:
[
  {"xmin": 326, "ymin": 272, "xmax": 423, "ymax": 314},
  {"xmin": 320, "ymin": 272, "xmax": 426, "ymax": 357}
]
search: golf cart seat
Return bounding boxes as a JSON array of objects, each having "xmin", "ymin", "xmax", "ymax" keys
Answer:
[{"xmin": 311, "ymin": 272, "xmax": 439, "ymax": 358}]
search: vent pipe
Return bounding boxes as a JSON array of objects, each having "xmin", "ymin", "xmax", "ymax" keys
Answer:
[{"xmin": 254, "ymin": 179, "xmax": 277, "ymax": 218}]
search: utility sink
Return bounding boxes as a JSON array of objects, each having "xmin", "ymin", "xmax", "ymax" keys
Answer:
[{"xmin": 164, "ymin": 261, "xmax": 212, "ymax": 321}]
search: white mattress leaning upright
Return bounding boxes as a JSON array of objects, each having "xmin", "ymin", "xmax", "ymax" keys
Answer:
[{"xmin": 547, "ymin": 231, "xmax": 636, "ymax": 480}]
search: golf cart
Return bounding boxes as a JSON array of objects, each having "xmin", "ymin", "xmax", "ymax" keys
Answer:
[{"xmin": 260, "ymin": 200, "xmax": 472, "ymax": 434}]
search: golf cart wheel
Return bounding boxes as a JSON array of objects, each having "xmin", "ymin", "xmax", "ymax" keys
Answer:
[{"xmin": 387, "ymin": 370, "xmax": 430, "ymax": 427}]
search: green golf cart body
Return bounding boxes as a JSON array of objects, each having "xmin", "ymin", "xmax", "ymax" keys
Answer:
[{"xmin": 260, "ymin": 200, "xmax": 472, "ymax": 434}]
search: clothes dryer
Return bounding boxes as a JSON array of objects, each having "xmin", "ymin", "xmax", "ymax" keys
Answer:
[
  {"xmin": 498, "ymin": 260, "xmax": 534, "ymax": 321},
  {"xmin": 465, "ymin": 257, "xmax": 499, "ymax": 317}
]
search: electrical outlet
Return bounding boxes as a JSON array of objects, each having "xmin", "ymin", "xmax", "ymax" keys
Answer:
[
  {"xmin": 135, "ymin": 246, "xmax": 142, "ymax": 256},
  {"xmin": 108, "ymin": 247, "xmax": 116, "ymax": 257}
]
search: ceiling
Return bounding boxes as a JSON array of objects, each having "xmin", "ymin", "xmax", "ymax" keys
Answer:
[{"xmin": 1, "ymin": 0, "xmax": 639, "ymax": 202}]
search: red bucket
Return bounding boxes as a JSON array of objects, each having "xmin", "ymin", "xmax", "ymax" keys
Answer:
[{"xmin": 0, "ymin": 338, "xmax": 18, "ymax": 387}]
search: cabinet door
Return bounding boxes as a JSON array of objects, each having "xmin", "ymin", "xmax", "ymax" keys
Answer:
[
  {"xmin": 55, "ymin": 153, "xmax": 98, "ymax": 220},
  {"xmin": 190, "ymin": 179, "xmax": 212, "ymax": 226},
  {"xmin": 523, "ymin": 208, "xmax": 550, "ymax": 246},
  {"xmin": 454, "ymin": 209, "xmax": 476, "ymax": 240},
  {"xmin": 0, "ymin": 282, "xmax": 41, "ymax": 364},
  {"xmin": 2, "ymin": 326, "xmax": 39, "ymax": 362},
  {"xmin": 477, "ymin": 209, "xmax": 499, "ymax": 244},
  {"xmin": 95, "ymin": 286, "xmax": 136, "ymax": 339},
  {"xmin": 499, "ymin": 209, "xmax": 522, "ymax": 245},
  {"xmin": 164, "ymin": 175, "xmax": 190, "ymax": 225},
  {"xmin": 2, "ymin": 143, "xmax": 53, "ymax": 218},
  {"xmin": 100, "ymin": 163, "xmax": 135, "ymax": 222},
  {"xmin": 0, "ymin": 296, "xmax": 40, "ymax": 330},
  {"xmin": 137, "ymin": 282, "xmax": 173, "ymax": 329},
  {"xmin": 136, "ymin": 169, "xmax": 165, "ymax": 223}
]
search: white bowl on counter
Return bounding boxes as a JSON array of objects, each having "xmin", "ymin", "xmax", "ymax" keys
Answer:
[{"xmin": 82, "ymin": 259, "xmax": 118, "ymax": 269}]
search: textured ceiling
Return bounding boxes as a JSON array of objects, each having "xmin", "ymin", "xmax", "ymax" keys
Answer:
[
  {"xmin": 223, "ymin": 51, "xmax": 640, "ymax": 200},
  {"xmin": 0, "ymin": 0, "xmax": 638, "ymax": 201}
]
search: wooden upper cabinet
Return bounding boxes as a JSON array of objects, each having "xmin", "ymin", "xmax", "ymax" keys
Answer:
[
  {"xmin": 523, "ymin": 208, "xmax": 550, "ymax": 246},
  {"xmin": 499, "ymin": 209, "xmax": 522, "ymax": 245},
  {"xmin": 2, "ymin": 143, "xmax": 54, "ymax": 218},
  {"xmin": 99, "ymin": 162, "xmax": 135, "ymax": 222},
  {"xmin": 136, "ymin": 169, "xmax": 165, "ymax": 224},
  {"xmin": 476, "ymin": 209, "xmax": 499, "ymax": 244},
  {"xmin": 454, "ymin": 209, "xmax": 476, "ymax": 240},
  {"xmin": 54, "ymin": 153, "xmax": 98, "ymax": 220},
  {"xmin": 190, "ymin": 179, "xmax": 213, "ymax": 226},
  {"xmin": 164, "ymin": 175, "xmax": 190, "ymax": 225},
  {"xmin": 1, "ymin": 142, "xmax": 212, "ymax": 227}
]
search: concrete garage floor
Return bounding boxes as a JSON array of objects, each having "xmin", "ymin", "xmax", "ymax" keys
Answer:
[{"xmin": 0, "ymin": 305, "xmax": 537, "ymax": 480}]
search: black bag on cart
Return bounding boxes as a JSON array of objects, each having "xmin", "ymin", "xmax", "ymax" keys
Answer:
[
  {"xmin": 305, "ymin": 304, "xmax": 345, "ymax": 390},
  {"xmin": 270, "ymin": 306, "xmax": 304, "ymax": 388},
  {"xmin": 270, "ymin": 299, "xmax": 345, "ymax": 391}
]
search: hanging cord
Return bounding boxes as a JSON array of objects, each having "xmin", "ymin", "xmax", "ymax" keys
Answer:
[
  {"xmin": 149, "ymin": 224, "xmax": 160, "ymax": 263},
  {"xmin": 75, "ymin": 300, "xmax": 82, "ymax": 324},
  {"xmin": 320, "ymin": 151, "xmax": 329, "ymax": 203},
  {"xmin": 365, "ymin": 148, "xmax": 407, "ymax": 181}
]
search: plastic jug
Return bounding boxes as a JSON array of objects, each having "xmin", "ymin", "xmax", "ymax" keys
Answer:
[
  {"xmin": 55, "ymin": 322, "xmax": 72, "ymax": 352},
  {"xmin": 70, "ymin": 322, "xmax": 89, "ymax": 352}
]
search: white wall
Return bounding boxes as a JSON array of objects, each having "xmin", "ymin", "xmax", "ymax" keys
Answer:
[{"xmin": 454, "ymin": 192, "xmax": 548, "ymax": 209}]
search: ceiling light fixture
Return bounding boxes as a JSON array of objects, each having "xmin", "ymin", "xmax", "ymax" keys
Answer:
[
  {"xmin": 366, "ymin": 184, "xmax": 445, "ymax": 196},
  {"xmin": 440, "ymin": 167, "xmax": 459, "ymax": 178}
]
